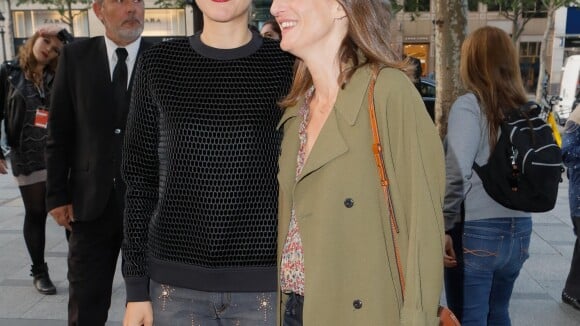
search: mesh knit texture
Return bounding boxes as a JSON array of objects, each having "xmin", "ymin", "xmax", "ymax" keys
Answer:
[{"xmin": 121, "ymin": 33, "xmax": 294, "ymax": 297}]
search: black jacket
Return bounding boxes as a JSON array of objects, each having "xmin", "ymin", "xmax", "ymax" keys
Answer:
[
  {"xmin": 45, "ymin": 37, "xmax": 151, "ymax": 221},
  {"xmin": 1, "ymin": 61, "xmax": 28, "ymax": 151},
  {"xmin": 0, "ymin": 61, "xmax": 54, "ymax": 176}
]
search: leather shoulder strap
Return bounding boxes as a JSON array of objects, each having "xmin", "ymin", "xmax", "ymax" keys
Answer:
[{"xmin": 368, "ymin": 67, "xmax": 406, "ymax": 299}]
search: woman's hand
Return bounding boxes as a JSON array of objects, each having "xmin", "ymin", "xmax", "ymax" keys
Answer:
[
  {"xmin": 37, "ymin": 25, "xmax": 65, "ymax": 37},
  {"xmin": 124, "ymin": 301, "xmax": 153, "ymax": 326},
  {"xmin": 444, "ymin": 234, "xmax": 458, "ymax": 268},
  {"xmin": 0, "ymin": 159, "xmax": 8, "ymax": 174}
]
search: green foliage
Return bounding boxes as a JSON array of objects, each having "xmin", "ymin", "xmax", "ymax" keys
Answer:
[
  {"xmin": 479, "ymin": 0, "xmax": 580, "ymax": 16},
  {"xmin": 390, "ymin": 0, "xmax": 403, "ymax": 13},
  {"xmin": 478, "ymin": 0, "xmax": 580, "ymax": 41},
  {"xmin": 403, "ymin": 0, "xmax": 430, "ymax": 12},
  {"xmin": 154, "ymin": 0, "xmax": 187, "ymax": 9}
]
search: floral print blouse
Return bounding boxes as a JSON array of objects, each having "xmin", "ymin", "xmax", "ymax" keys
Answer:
[{"xmin": 280, "ymin": 88, "xmax": 314, "ymax": 296}]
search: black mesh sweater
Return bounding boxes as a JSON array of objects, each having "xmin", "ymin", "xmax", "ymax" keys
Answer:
[{"xmin": 121, "ymin": 30, "xmax": 294, "ymax": 302}]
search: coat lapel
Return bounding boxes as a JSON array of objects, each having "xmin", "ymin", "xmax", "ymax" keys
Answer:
[
  {"xmin": 277, "ymin": 105, "xmax": 300, "ymax": 193},
  {"xmin": 89, "ymin": 38, "xmax": 116, "ymax": 115},
  {"xmin": 297, "ymin": 66, "xmax": 374, "ymax": 181},
  {"xmin": 96, "ymin": 37, "xmax": 112, "ymax": 86},
  {"xmin": 297, "ymin": 109, "xmax": 348, "ymax": 182}
]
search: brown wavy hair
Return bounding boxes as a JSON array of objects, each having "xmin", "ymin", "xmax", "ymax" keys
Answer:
[
  {"xmin": 18, "ymin": 31, "xmax": 59, "ymax": 84},
  {"xmin": 280, "ymin": 0, "xmax": 411, "ymax": 108},
  {"xmin": 460, "ymin": 26, "xmax": 528, "ymax": 151}
]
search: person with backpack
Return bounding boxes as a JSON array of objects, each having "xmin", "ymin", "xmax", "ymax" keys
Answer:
[{"xmin": 443, "ymin": 26, "xmax": 534, "ymax": 325}]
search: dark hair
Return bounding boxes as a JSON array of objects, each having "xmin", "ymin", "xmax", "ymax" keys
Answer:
[
  {"xmin": 57, "ymin": 29, "xmax": 74, "ymax": 44},
  {"xmin": 261, "ymin": 18, "xmax": 281, "ymax": 40}
]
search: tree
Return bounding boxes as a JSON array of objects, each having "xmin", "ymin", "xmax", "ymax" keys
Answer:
[
  {"xmin": 478, "ymin": 0, "xmax": 540, "ymax": 42},
  {"xmin": 535, "ymin": 1, "xmax": 580, "ymax": 102},
  {"xmin": 16, "ymin": 0, "xmax": 92, "ymax": 35},
  {"xmin": 154, "ymin": 0, "xmax": 187, "ymax": 8},
  {"xmin": 434, "ymin": 0, "xmax": 468, "ymax": 137}
]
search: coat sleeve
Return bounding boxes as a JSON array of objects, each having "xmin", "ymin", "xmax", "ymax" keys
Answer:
[
  {"xmin": 46, "ymin": 46, "xmax": 75, "ymax": 211},
  {"xmin": 121, "ymin": 51, "xmax": 160, "ymax": 302},
  {"xmin": 562, "ymin": 122, "xmax": 580, "ymax": 167},
  {"xmin": 375, "ymin": 68, "xmax": 445, "ymax": 326}
]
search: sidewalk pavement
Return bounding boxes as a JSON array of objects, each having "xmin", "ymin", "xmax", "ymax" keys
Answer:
[{"xmin": 1, "ymin": 173, "xmax": 580, "ymax": 325}]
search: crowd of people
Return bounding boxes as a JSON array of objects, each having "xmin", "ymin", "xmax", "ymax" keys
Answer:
[{"xmin": 0, "ymin": 0, "xmax": 577, "ymax": 325}]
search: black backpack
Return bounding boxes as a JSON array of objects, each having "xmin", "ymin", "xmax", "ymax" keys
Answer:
[{"xmin": 473, "ymin": 102, "xmax": 563, "ymax": 212}]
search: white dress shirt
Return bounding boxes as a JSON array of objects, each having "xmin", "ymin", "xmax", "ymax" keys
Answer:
[{"xmin": 104, "ymin": 36, "xmax": 142, "ymax": 89}]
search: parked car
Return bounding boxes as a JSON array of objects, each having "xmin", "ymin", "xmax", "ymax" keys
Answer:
[{"xmin": 419, "ymin": 78, "xmax": 436, "ymax": 121}]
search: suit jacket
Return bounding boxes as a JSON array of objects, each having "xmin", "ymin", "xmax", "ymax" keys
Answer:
[
  {"xmin": 45, "ymin": 36, "xmax": 151, "ymax": 221},
  {"xmin": 276, "ymin": 66, "xmax": 445, "ymax": 325}
]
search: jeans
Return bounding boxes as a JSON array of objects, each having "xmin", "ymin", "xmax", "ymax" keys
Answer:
[
  {"xmin": 150, "ymin": 280, "xmax": 276, "ymax": 326},
  {"xmin": 564, "ymin": 217, "xmax": 580, "ymax": 297},
  {"xmin": 445, "ymin": 217, "xmax": 532, "ymax": 326},
  {"xmin": 283, "ymin": 293, "xmax": 304, "ymax": 326}
]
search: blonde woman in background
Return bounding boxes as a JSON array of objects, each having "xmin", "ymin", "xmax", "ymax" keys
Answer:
[{"xmin": 0, "ymin": 25, "xmax": 71, "ymax": 295}]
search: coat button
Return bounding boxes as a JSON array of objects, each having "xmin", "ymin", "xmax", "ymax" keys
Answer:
[
  {"xmin": 353, "ymin": 299, "xmax": 363, "ymax": 309},
  {"xmin": 344, "ymin": 198, "xmax": 354, "ymax": 208}
]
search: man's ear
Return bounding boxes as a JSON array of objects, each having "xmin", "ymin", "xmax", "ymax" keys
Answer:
[{"xmin": 93, "ymin": 1, "xmax": 103, "ymax": 20}]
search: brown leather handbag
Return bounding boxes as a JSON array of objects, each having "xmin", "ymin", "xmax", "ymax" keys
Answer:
[{"xmin": 367, "ymin": 68, "xmax": 460, "ymax": 326}]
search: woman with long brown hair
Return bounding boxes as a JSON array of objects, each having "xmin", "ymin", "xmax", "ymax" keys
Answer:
[
  {"xmin": 443, "ymin": 26, "xmax": 532, "ymax": 325},
  {"xmin": 0, "ymin": 25, "xmax": 71, "ymax": 295},
  {"xmin": 270, "ymin": 0, "xmax": 446, "ymax": 324}
]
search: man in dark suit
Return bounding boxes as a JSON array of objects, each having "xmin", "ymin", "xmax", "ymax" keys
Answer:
[{"xmin": 45, "ymin": 0, "xmax": 149, "ymax": 324}]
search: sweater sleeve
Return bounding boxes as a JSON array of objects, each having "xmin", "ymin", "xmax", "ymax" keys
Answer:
[
  {"xmin": 121, "ymin": 52, "xmax": 160, "ymax": 302},
  {"xmin": 443, "ymin": 94, "xmax": 482, "ymax": 231}
]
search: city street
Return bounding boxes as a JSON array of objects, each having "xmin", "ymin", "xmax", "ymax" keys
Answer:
[{"xmin": 0, "ymin": 169, "xmax": 580, "ymax": 325}]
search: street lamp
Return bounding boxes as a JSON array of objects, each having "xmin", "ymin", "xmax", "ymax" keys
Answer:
[{"xmin": 0, "ymin": 11, "xmax": 5, "ymax": 63}]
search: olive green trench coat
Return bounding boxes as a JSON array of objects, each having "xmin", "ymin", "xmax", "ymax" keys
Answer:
[{"xmin": 276, "ymin": 66, "xmax": 446, "ymax": 325}]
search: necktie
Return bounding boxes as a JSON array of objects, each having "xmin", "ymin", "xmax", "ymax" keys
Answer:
[
  {"xmin": 112, "ymin": 48, "xmax": 128, "ymax": 105},
  {"xmin": 113, "ymin": 48, "xmax": 129, "ymax": 128}
]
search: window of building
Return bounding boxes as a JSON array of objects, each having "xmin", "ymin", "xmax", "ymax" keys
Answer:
[
  {"xmin": 487, "ymin": 2, "xmax": 500, "ymax": 11},
  {"xmin": 520, "ymin": 41, "xmax": 541, "ymax": 92},
  {"xmin": 404, "ymin": 0, "xmax": 430, "ymax": 12},
  {"xmin": 142, "ymin": 9, "xmax": 187, "ymax": 37},
  {"xmin": 468, "ymin": 0, "xmax": 479, "ymax": 12},
  {"xmin": 523, "ymin": 0, "xmax": 547, "ymax": 18},
  {"xmin": 487, "ymin": 1, "xmax": 513, "ymax": 12},
  {"xmin": 12, "ymin": 10, "xmax": 90, "ymax": 38}
]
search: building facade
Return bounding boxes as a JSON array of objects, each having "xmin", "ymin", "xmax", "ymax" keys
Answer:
[
  {"xmin": 0, "ymin": 0, "xmax": 194, "ymax": 62},
  {"xmin": 0, "ymin": 0, "xmax": 576, "ymax": 94}
]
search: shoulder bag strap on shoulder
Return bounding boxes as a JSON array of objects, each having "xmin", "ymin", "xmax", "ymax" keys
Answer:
[{"xmin": 368, "ymin": 66, "xmax": 405, "ymax": 299}]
